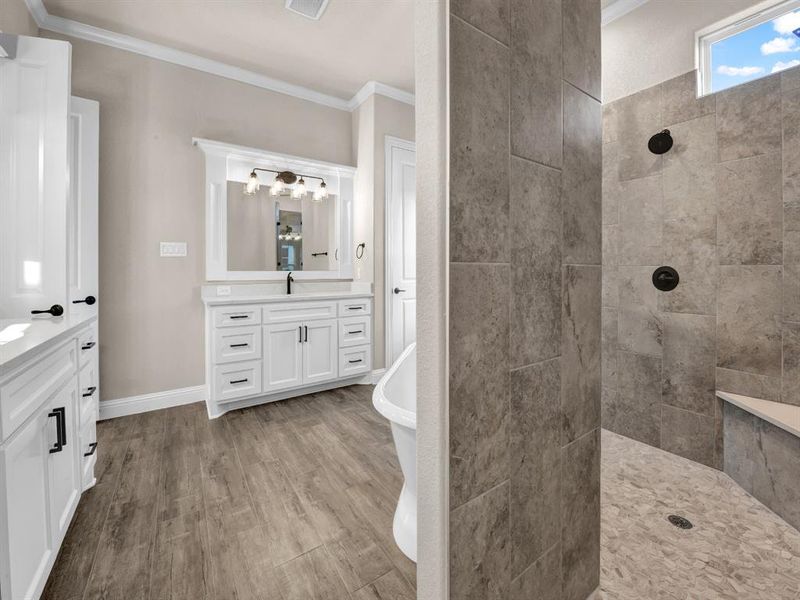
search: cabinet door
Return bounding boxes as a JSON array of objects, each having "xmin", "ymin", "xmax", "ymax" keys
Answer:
[
  {"xmin": 47, "ymin": 379, "xmax": 81, "ymax": 546},
  {"xmin": 263, "ymin": 322, "xmax": 304, "ymax": 393},
  {"xmin": 0, "ymin": 35, "xmax": 71, "ymax": 318},
  {"xmin": 67, "ymin": 97, "xmax": 99, "ymax": 315},
  {"xmin": 303, "ymin": 319, "xmax": 338, "ymax": 385},
  {"xmin": 1, "ymin": 407, "xmax": 53, "ymax": 600}
]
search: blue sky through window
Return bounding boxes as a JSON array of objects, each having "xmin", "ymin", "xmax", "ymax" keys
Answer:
[{"xmin": 712, "ymin": 8, "xmax": 800, "ymax": 92}]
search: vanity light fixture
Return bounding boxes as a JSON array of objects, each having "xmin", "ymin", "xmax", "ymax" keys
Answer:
[{"xmin": 243, "ymin": 167, "xmax": 328, "ymax": 200}]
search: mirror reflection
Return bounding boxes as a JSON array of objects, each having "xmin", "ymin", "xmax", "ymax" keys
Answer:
[{"xmin": 226, "ymin": 182, "xmax": 337, "ymax": 272}]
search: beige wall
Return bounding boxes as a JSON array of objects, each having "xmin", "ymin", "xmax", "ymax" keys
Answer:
[
  {"xmin": 0, "ymin": 0, "xmax": 37, "ymax": 36},
  {"xmin": 43, "ymin": 32, "xmax": 354, "ymax": 400},
  {"xmin": 602, "ymin": 0, "xmax": 758, "ymax": 102}
]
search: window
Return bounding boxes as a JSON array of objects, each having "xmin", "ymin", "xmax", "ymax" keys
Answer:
[{"xmin": 698, "ymin": 0, "xmax": 800, "ymax": 94}]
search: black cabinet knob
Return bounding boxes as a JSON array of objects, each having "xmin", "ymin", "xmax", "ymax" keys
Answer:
[
  {"xmin": 72, "ymin": 295, "xmax": 96, "ymax": 305},
  {"xmin": 31, "ymin": 304, "xmax": 64, "ymax": 317}
]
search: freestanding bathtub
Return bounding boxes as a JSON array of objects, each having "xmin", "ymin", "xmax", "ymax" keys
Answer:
[{"xmin": 372, "ymin": 342, "xmax": 416, "ymax": 562}]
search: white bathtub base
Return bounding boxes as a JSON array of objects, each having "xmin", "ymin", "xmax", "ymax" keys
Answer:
[{"xmin": 393, "ymin": 483, "xmax": 417, "ymax": 562}]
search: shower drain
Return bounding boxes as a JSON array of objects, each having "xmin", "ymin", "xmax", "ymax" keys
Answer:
[{"xmin": 667, "ymin": 514, "xmax": 694, "ymax": 530}]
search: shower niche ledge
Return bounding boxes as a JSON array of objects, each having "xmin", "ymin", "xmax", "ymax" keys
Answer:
[{"xmin": 717, "ymin": 391, "xmax": 800, "ymax": 439}]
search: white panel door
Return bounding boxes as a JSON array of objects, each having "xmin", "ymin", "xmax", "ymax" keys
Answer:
[
  {"xmin": 47, "ymin": 378, "xmax": 81, "ymax": 547},
  {"xmin": 0, "ymin": 35, "xmax": 71, "ymax": 318},
  {"xmin": 263, "ymin": 322, "xmax": 304, "ymax": 392},
  {"xmin": 1, "ymin": 405, "xmax": 53, "ymax": 600},
  {"xmin": 302, "ymin": 319, "xmax": 338, "ymax": 385},
  {"xmin": 67, "ymin": 96, "xmax": 99, "ymax": 315},
  {"xmin": 386, "ymin": 139, "xmax": 416, "ymax": 364}
]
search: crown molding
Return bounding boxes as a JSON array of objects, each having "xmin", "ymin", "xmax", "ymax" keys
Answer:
[
  {"xmin": 601, "ymin": 0, "xmax": 651, "ymax": 26},
  {"xmin": 23, "ymin": 0, "xmax": 414, "ymax": 112}
]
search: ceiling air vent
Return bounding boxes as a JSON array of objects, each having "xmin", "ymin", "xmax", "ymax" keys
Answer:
[{"xmin": 285, "ymin": 0, "xmax": 330, "ymax": 20}]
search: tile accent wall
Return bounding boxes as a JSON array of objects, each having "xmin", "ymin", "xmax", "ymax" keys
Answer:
[
  {"xmin": 448, "ymin": 0, "xmax": 601, "ymax": 597},
  {"xmin": 602, "ymin": 68, "xmax": 800, "ymax": 469}
]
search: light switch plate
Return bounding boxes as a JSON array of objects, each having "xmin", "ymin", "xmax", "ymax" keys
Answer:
[
  {"xmin": 217, "ymin": 285, "xmax": 231, "ymax": 296},
  {"xmin": 160, "ymin": 242, "xmax": 187, "ymax": 257}
]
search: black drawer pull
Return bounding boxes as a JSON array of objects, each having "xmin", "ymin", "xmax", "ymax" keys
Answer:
[
  {"xmin": 230, "ymin": 343, "xmax": 249, "ymax": 348},
  {"xmin": 48, "ymin": 407, "xmax": 66, "ymax": 453},
  {"xmin": 229, "ymin": 315, "xmax": 248, "ymax": 320},
  {"xmin": 230, "ymin": 378, "xmax": 248, "ymax": 385},
  {"xmin": 81, "ymin": 341, "xmax": 96, "ymax": 351},
  {"xmin": 348, "ymin": 330, "xmax": 363, "ymax": 334},
  {"xmin": 84, "ymin": 442, "xmax": 98, "ymax": 457},
  {"xmin": 348, "ymin": 359, "xmax": 363, "ymax": 364},
  {"xmin": 82, "ymin": 386, "xmax": 97, "ymax": 398},
  {"xmin": 347, "ymin": 306, "xmax": 362, "ymax": 311}
]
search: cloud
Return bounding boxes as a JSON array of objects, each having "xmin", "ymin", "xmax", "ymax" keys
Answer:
[
  {"xmin": 716, "ymin": 65, "xmax": 765, "ymax": 76},
  {"xmin": 772, "ymin": 59, "xmax": 800, "ymax": 73},
  {"xmin": 773, "ymin": 10, "xmax": 800, "ymax": 35},
  {"xmin": 761, "ymin": 36, "xmax": 799, "ymax": 54}
]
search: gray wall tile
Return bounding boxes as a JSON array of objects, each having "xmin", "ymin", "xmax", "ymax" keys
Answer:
[
  {"xmin": 782, "ymin": 323, "xmax": 800, "ymax": 406},
  {"xmin": 782, "ymin": 65, "xmax": 800, "ymax": 92},
  {"xmin": 618, "ymin": 175, "xmax": 662, "ymax": 266},
  {"xmin": 784, "ymin": 264, "xmax": 800, "ymax": 323},
  {"xmin": 723, "ymin": 402, "xmax": 758, "ymax": 492},
  {"xmin": 717, "ymin": 153, "xmax": 782, "ymax": 265},
  {"xmin": 662, "ymin": 313, "xmax": 716, "ymax": 416},
  {"xmin": 783, "ymin": 88, "xmax": 800, "ymax": 210},
  {"xmin": 510, "ymin": 158, "xmax": 562, "ymax": 368},
  {"xmin": 450, "ymin": 0, "xmax": 509, "ymax": 44},
  {"xmin": 662, "ymin": 114, "xmax": 717, "ymax": 221},
  {"xmin": 716, "ymin": 367, "xmax": 781, "ymax": 402},
  {"xmin": 450, "ymin": 482, "xmax": 511, "ymax": 599},
  {"xmin": 563, "ymin": 84, "xmax": 602, "ymax": 264},
  {"xmin": 510, "ymin": 543, "xmax": 561, "ymax": 600},
  {"xmin": 449, "ymin": 16, "xmax": 510, "ymax": 263},
  {"xmin": 716, "ymin": 75, "xmax": 781, "ymax": 163},
  {"xmin": 562, "ymin": 0, "xmax": 601, "ymax": 100},
  {"xmin": 618, "ymin": 266, "xmax": 662, "ymax": 357},
  {"xmin": 561, "ymin": 266, "xmax": 601, "ymax": 444},
  {"xmin": 661, "ymin": 71, "xmax": 715, "ymax": 126},
  {"xmin": 752, "ymin": 418, "xmax": 800, "ymax": 530},
  {"xmin": 510, "ymin": 0, "xmax": 562, "ymax": 168},
  {"xmin": 661, "ymin": 405, "xmax": 715, "ymax": 468},
  {"xmin": 660, "ymin": 215, "xmax": 717, "ymax": 315},
  {"xmin": 608, "ymin": 352, "xmax": 661, "ymax": 446},
  {"xmin": 561, "ymin": 429, "xmax": 600, "ymax": 600},
  {"xmin": 602, "ymin": 307, "xmax": 618, "ymax": 388},
  {"xmin": 450, "ymin": 263, "xmax": 510, "ymax": 508},
  {"xmin": 611, "ymin": 86, "xmax": 662, "ymax": 181},
  {"xmin": 717, "ymin": 266, "xmax": 782, "ymax": 378},
  {"xmin": 510, "ymin": 359, "xmax": 561, "ymax": 577},
  {"xmin": 602, "ymin": 142, "xmax": 621, "ymax": 224}
]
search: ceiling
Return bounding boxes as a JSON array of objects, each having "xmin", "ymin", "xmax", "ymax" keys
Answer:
[{"xmin": 42, "ymin": 0, "xmax": 415, "ymax": 100}]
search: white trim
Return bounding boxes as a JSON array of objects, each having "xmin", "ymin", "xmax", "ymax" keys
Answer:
[
  {"xmin": 99, "ymin": 385, "xmax": 206, "ymax": 420},
  {"xmin": 23, "ymin": 0, "xmax": 414, "ymax": 112},
  {"xmin": 696, "ymin": 0, "xmax": 800, "ymax": 95},
  {"xmin": 384, "ymin": 135, "xmax": 416, "ymax": 369},
  {"xmin": 601, "ymin": 0, "xmax": 651, "ymax": 26}
]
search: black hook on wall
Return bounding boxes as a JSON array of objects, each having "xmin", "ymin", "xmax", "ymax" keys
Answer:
[{"xmin": 356, "ymin": 242, "xmax": 366, "ymax": 259}]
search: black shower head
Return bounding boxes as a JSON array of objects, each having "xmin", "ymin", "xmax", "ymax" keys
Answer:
[{"xmin": 648, "ymin": 129, "xmax": 673, "ymax": 155}]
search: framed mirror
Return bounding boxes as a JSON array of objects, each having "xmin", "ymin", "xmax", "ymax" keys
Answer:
[{"xmin": 194, "ymin": 138, "xmax": 355, "ymax": 280}]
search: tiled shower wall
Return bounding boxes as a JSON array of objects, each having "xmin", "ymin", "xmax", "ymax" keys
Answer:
[
  {"xmin": 448, "ymin": 0, "xmax": 601, "ymax": 598},
  {"xmin": 602, "ymin": 67, "xmax": 800, "ymax": 468}
]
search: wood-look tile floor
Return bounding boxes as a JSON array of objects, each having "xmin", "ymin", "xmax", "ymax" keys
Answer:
[
  {"xmin": 42, "ymin": 385, "xmax": 415, "ymax": 600},
  {"xmin": 600, "ymin": 429, "xmax": 800, "ymax": 600}
]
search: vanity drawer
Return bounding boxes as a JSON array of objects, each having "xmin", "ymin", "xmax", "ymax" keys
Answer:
[
  {"xmin": 214, "ymin": 360, "xmax": 262, "ymax": 403},
  {"xmin": 338, "ymin": 345, "xmax": 372, "ymax": 378},
  {"xmin": 263, "ymin": 301, "xmax": 337, "ymax": 324},
  {"xmin": 77, "ymin": 323, "xmax": 98, "ymax": 367},
  {"xmin": 338, "ymin": 298, "xmax": 371, "ymax": 316},
  {"xmin": 339, "ymin": 316, "xmax": 371, "ymax": 348},
  {"xmin": 213, "ymin": 305, "xmax": 262, "ymax": 327},
  {"xmin": 78, "ymin": 357, "xmax": 99, "ymax": 425},
  {"xmin": 0, "ymin": 341, "xmax": 77, "ymax": 442},
  {"xmin": 213, "ymin": 325, "xmax": 262, "ymax": 364}
]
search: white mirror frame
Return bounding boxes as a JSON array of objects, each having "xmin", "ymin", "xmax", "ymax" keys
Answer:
[{"xmin": 193, "ymin": 138, "xmax": 355, "ymax": 281}]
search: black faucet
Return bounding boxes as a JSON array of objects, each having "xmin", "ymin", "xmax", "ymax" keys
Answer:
[{"xmin": 287, "ymin": 271, "xmax": 294, "ymax": 295}]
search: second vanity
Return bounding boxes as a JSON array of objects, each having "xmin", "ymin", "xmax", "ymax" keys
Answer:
[{"xmin": 202, "ymin": 287, "xmax": 373, "ymax": 418}]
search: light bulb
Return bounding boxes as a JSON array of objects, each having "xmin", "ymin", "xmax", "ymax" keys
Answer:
[
  {"xmin": 271, "ymin": 176, "xmax": 285, "ymax": 196},
  {"xmin": 313, "ymin": 181, "xmax": 328, "ymax": 202},
  {"xmin": 293, "ymin": 177, "xmax": 307, "ymax": 199},
  {"xmin": 244, "ymin": 171, "xmax": 260, "ymax": 195}
]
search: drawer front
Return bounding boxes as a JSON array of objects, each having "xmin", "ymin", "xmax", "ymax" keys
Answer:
[
  {"xmin": 213, "ymin": 305, "xmax": 262, "ymax": 327},
  {"xmin": 78, "ymin": 358, "xmax": 99, "ymax": 425},
  {"xmin": 263, "ymin": 301, "xmax": 337, "ymax": 324},
  {"xmin": 338, "ymin": 298, "xmax": 372, "ymax": 317},
  {"xmin": 80, "ymin": 416, "xmax": 98, "ymax": 490},
  {"xmin": 214, "ymin": 360, "xmax": 262, "ymax": 403},
  {"xmin": 338, "ymin": 345, "xmax": 372, "ymax": 378},
  {"xmin": 213, "ymin": 325, "xmax": 262, "ymax": 364},
  {"xmin": 339, "ymin": 316, "xmax": 372, "ymax": 348},
  {"xmin": 77, "ymin": 323, "xmax": 98, "ymax": 367},
  {"xmin": 0, "ymin": 341, "xmax": 77, "ymax": 441}
]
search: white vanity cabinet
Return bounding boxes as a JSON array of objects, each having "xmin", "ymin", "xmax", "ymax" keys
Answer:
[{"xmin": 205, "ymin": 294, "xmax": 373, "ymax": 417}]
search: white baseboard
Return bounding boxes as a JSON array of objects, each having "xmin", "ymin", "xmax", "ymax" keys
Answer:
[
  {"xmin": 358, "ymin": 368, "xmax": 386, "ymax": 385},
  {"xmin": 99, "ymin": 385, "xmax": 207, "ymax": 420}
]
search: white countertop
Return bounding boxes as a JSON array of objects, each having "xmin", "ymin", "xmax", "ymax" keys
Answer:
[
  {"xmin": 202, "ymin": 290, "xmax": 373, "ymax": 306},
  {"xmin": 717, "ymin": 390, "xmax": 800, "ymax": 439},
  {"xmin": 0, "ymin": 313, "xmax": 97, "ymax": 376}
]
